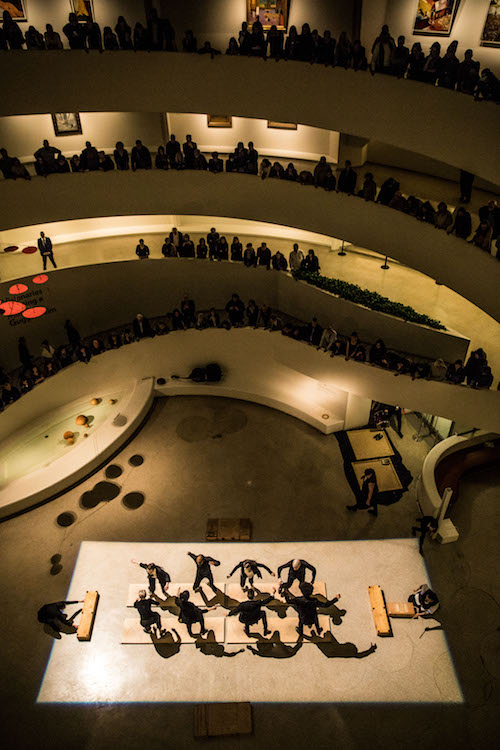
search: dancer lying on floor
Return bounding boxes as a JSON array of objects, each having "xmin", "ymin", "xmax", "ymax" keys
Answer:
[
  {"xmin": 227, "ymin": 558, "xmax": 275, "ymax": 590},
  {"xmin": 226, "ymin": 588, "xmax": 276, "ymax": 636},
  {"xmin": 283, "ymin": 582, "xmax": 341, "ymax": 636},
  {"xmin": 175, "ymin": 589, "xmax": 218, "ymax": 636},
  {"xmin": 187, "ymin": 551, "xmax": 221, "ymax": 592},
  {"xmin": 131, "ymin": 558, "xmax": 171, "ymax": 595}
]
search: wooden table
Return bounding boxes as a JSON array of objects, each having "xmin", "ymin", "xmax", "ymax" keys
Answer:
[
  {"xmin": 347, "ymin": 429, "xmax": 394, "ymax": 460},
  {"xmin": 352, "ymin": 458, "xmax": 402, "ymax": 492}
]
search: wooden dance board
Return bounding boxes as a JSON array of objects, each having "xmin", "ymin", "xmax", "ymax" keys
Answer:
[
  {"xmin": 352, "ymin": 458, "xmax": 402, "ymax": 492},
  {"xmin": 225, "ymin": 580, "xmax": 327, "ymax": 602},
  {"xmin": 226, "ymin": 615, "xmax": 331, "ymax": 644},
  {"xmin": 126, "ymin": 582, "xmax": 225, "ymax": 607},
  {"xmin": 347, "ymin": 429, "xmax": 394, "ymax": 460},
  {"xmin": 121, "ymin": 617, "xmax": 225, "ymax": 644}
]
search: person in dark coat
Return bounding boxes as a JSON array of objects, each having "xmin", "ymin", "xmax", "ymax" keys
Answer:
[
  {"xmin": 131, "ymin": 559, "xmax": 171, "ymax": 595},
  {"xmin": 411, "ymin": 516, "xmax": 438, "ymax": 555},
  {"xmin": 187, "ymin": 552, "xmax": 221, "ymax": 592},
  {"xmin": 346, "ymin": 468, "xmax": 379, "ymax": 516},
  {"xmin": 132, "ymin": 314, "xmax": 154, "ymax": 340},
  {"xmin": 257, "ymin": 243, "xmax": 272, "ymax": 269},
  {"xmin": 38, "ymin": 231, "xmax": 57, "ymax": 270},
  {"xmin": 277, "ymin": 559, "xmax": 316, "ymax": 594},
  {"xmin": 64, "ymin": 320, "xmax": 80, "ymax": 349},
  {"xmin": 227, "ymin": 559, "xmax": 275, "ymax": 590},
  {"xmin": 283, "ymin": 582, "xmax": 340, "ymax": 636},
  {"xmin": 175, "ymin": 589, "xmax": 217, "ymax": 637},
  {"xmin": 337, "ymin": 160, "xmax": 357, "ymax": 194},
  {"xmin": 18, "ymin": 337, "xmax": 32, "ymax": 371},
  {"xmin": 114, "ymin": 142, "xmax": 129, "ymax": 170},
  {"xmin": 37, "ymin": 600, "xmax": 83, "ymax": 633},
  {"xmin": 304, "ymin": 318, "xmax": 323, "ymax": 346},
  {"xmin": 225, "ymin": 293, "xmax": 245, "ymax": 326},
  {"xmin": 63, "ymin": 13, "xmax": 87, "ymax": 49},
  {"xmin": 131, "ymin": 140, "xmax": 152, "ymax": 170},
  {"xmin": 134, "ymin": 590, "xmax": 163, "ymax": 635},
  {"xmin": 208, "ymin": 152, "xmax": 224, "ymax": 173},
  {"xmin": 301, "ymin": 249, "xmax": 320, "ymax": 273},
  {"xmin": 166, "ymin": 135, "xmax": 181, "ymax": 166},
  {"xmin": 227, "ymin": 589, "xmax": 275, "ymax": 636},
  {"xmin": 81, "ymin": 141, "xmax": 99, "ymax": 171},
  {"xmin": 115, "ymin": 16, "xmax": 132, "ymax": 49},
  {"xmin": 3, "ymin": 10, "xmax": 24, "ymax": 48}
]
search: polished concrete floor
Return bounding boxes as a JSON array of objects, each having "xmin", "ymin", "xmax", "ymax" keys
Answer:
[{"xmin": 0, "ymin": 396, "xmax": 498, "ymax": 749}]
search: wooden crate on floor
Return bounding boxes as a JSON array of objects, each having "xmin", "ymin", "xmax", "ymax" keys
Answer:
[
  {"xmin": 194, "ymin": 702, "xmax": 252, "ymax": 738},
  {"xmin": 206, "ymin": 518, "xmax": 252, "ymax": 541}
]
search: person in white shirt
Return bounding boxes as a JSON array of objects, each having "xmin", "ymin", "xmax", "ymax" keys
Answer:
[
  {"xmin": 318, "ymin": 326, "xmax": 338, "ymax": 352},
  {"xmin": 289, "ymin": 243, "xmax": 304, "ymax": 271}
]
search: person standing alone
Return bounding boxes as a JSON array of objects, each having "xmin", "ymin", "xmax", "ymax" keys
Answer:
[{"xmin": 38, "ymin": 231, "xmax": 57, "ymax": 270}]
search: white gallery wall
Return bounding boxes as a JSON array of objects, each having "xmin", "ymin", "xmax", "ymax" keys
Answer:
[
  {"xmin": 15, "ymin": 0, "xmax": 147, "ymax": 35},
  {"xmin": 384, "ymin": 0, "xmax": 500, "ymax": 75},
  {"xmin": 167, "ymin": 114, "xmax": 339, "ymax": 162},
  {"xmin": 0, "ymin": 112, "xmax": 163, "ymax": 162}
]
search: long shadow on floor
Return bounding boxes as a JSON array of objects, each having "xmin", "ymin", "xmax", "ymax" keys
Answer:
[
  {"xmin": 195, "ymin": 629, "xmax": 244, "ymax": 658},
  {"xmin": 303, "ymin": 631, "xmax": 377, "ymax": 658},
  {"xmin": 151, "ymin": 628, "xmax": 182, "ymax": 659},
  {"xmin": 246, "ymin": 631, "xmax": 303, "ymax": 658}
]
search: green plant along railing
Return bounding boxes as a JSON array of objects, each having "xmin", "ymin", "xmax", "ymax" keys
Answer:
[{"xmin": 292, "ymin": 270, "xmax": 446, "ymax": 331}]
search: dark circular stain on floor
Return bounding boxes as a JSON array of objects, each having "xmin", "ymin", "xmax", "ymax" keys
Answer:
[
  {"xmin": 80, "ymin": 481, "xmax": 121, "ymax": 508},
  {"xmin": 50, "ymin": 554, "xmax": 61, "ymax": 564},
  {"xmin": 56, "ymin": 512, "xmax": 76, "ymax": 527},
  {"xmin": 105, "ymin": 464, "xmax": 123, "ymax": 479},
  {"xmin": 50, "ymin": 564, "xmax": 63, "ymax": 576},
  {"xmin": 129, "ymin": 454, "xmax": 144, "ymax": 467},
  {"xmin": 176, "ymin": 416, "xmax": 211, "ymax": 442},
  {"xmin": 157, "ymin": 377, "xmax": 166, "ymax": 386},
  {"xmin": 122, "ymin": 492, "xmax": 145, "ymax": 509},
  {"xmin": 213, "ymin": 407, "xmax": 248, "ymax": 434}
]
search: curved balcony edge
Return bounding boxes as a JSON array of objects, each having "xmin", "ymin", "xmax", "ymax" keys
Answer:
[
  {"xmin": 0, "ymin": 171, "xmax": 498, "ymax": 323},
  {"xmin": 1, "ymin": 53, "xmax": 499, "ymax": 185}
]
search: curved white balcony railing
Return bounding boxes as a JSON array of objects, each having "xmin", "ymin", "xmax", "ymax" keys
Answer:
[
  {"xmin": 1, "ymin": 53, "xmax": 499, "ymax": 185},
  {"xmin": 0, "ymin": 171, "xmax": 498, "ymax": 323}
]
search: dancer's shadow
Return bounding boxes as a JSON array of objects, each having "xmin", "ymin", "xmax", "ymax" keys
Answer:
[
  {"xmin": 151, "ymin": 592, "xmax": 180, "ymax": 616},
  {"xmin": 151, "ymin": 628, "xmax": 182, "ymax": 659},
  {"xmin": 246, "ymin": 631, "xmax": 303, "ymax": 659},
  {"xmin": 303, "ymin": 631, "xmax": 377, "ymax": 659},
  {"xmin": 315, "ymin": 595, "xmax": 347, "ymax": 626},
  {"xmin": 195, "ymin": 629, "xmax": 244, "ymax": 658},
  {"xmin": 247, "ymin": 587, "xmax": 289, "ymax": 619},
  {"xmin": 199, "ymin": 587, "xmax": 234, "ymax": 610}
]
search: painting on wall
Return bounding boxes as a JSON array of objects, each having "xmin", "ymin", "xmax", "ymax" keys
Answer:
[
  {"xmin": 247, "ymin": 1, "xmax": 290, "ymax": 32},
  {"xmin": 70, "ymin": 0, "xmax": 94, "ymax": 24},
  {"xmin": 207, "ymin": 115, "xmax": 233, "ymax": 128},
  {"xmin": 481, "ymin": 0, "xmax": 500, "ymax": 46},
  {"xmin": 267, "ymin": 121, "xmax": 297, "ymax": 130},
  {"xmin": 0, "ymin": 1, "xmax": 27, "ymax": 21},
  {"xmin": 51, "ymin": 113, "xmax": 82, "ymax": 137},
  {"xmin": 413, "ymin": 0, "xmax": 461, "ymax": 36}
]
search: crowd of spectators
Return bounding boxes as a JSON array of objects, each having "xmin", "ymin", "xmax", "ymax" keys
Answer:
[
  {"xmin": 2, "ymin": 134, "xmax": 499, "ymax": 258},
  {"xmin": 2, "ymin": 9, "xmax": 499, "ymax": 102},
  {"xmin": 0, "ymin": 286, "xmax": 495, "ymax": 412}
]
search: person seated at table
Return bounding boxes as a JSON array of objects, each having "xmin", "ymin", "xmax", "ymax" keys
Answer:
[{"xmin": 409, "ymin": 584, "xmax": 439, "ymax": 617}]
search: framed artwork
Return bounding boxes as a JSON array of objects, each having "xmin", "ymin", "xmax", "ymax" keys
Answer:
[
  {"xmin": 51, "ymin": 113, "xmax": 82, "ymax": 137},
  {"xmin": 481, "ymin": 0, "xmax": 500, "ymax": 46},
  {"xmin": 70, "ymin": 0, "xmax": 94, "ymax": 23},
  {"xmin": 0, "ymin": 1, "xmax": 27, "ymax": 21},
  {"xmin": 247, "ymin": 1, "xmax": 290, "ymax": 32},
  {"xmin": 413, "ymin": 0, "xmax": 461, "ymax": 36},
  {"xmin": 207, "ymin": 115, "xmax": 232, "ymax": 128},
  {"xmin": 267, "ymin": 121, "xmax": 297, "ymax": 130}
]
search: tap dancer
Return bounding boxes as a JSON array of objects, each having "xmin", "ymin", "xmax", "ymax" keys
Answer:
[
  {"xmin": 227, "ymin": 559, "xmax": 275, "ymax": 590},
  {"xmin": 283, "ymin": 582, "xmax": 341, "ymax": 636},
  {"xmin": 187, "ymin": 551, "xmax": 220, "ymax": 592},
  {"xmin": 175, "ymin": 588, "xmax": 218, "ymax": 636},
  {"xmin": 277, "ymin": 558, "xmax": 316, "ymax": 595},
  {"xmin": 131, "ymin": 558, "xmax": 171, "ymax": 595},
  {"xmin": 226, "ymin": 588, "xmax": 276, "ymax": 636}
]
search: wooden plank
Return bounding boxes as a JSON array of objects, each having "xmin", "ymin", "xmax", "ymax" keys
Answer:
[
  {"xmin": 368, "ymin": 585, "xmax": 392, "ymax": 637},
  {"xmin": 387, "ymin": 601, "xmax": 416, "ymax": 618},
  {"xmin": 226, "ymin": 615, "xmax": 330, "ymax": 644},
  {"xmin": 121, "ymin": 617, "xmax": 225, "ymax": 644},
  {"xmin": 77, "ymin": 590, "xmax": 99, "ymax": 641},
  {"xmin": 127, "ymin": 582, "xmax": 224, "ymax": 607},
  {"xmin": 194, "ymin": 702, "xmax": 252, "ymax": 738},
  {"xmin": 347, "ymin": 429, "xmax": 394, "ymax": 460},
  {"xmin": 206, "ymin": 518, "xmax": 252, "ymax": 541}
]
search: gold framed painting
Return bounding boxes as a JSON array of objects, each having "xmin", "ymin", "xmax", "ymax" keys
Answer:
[
  {"xmin": 207, "ymin": 115, "xmax": 233, "ymax": 128},
  {"xmin": 70, "ymin": 0, "xmax": 95, "ymax": 23},
  {"xmin": 247, "ymin": 1, "xmax": 290, "ymax": 32},
  {"xmin": 267, "ymin": 121, "xmax": 297, "ymax": 130},
  {"xmin": 0, "ymin": 1, "xmax": 27, "ymax": 21},
  {"xmin": 481, "ymin": 0, "xmax": 500, "ymax": 46}
]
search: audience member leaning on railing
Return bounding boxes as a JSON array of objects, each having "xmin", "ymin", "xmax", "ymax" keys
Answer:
[
  {"xmin": 1, "ymin": 9, "xmax": 499, "ymax": 103},
  {"xmin": 0, "ymin": 288, "xmax": 496, "ymax": 413},
  {"xmin": 1, "ymin": 135, "xmax": 499, "ymax": 259}
]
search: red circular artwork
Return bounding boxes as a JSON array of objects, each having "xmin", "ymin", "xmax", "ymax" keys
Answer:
[
  {"xmin": 22, "ymin": 246, "xmax": 37, "ymax": 254},
  {"xmin": 3, "ymin": 246, "xmax": 18, "ymax": 253},
  {"xmin": 9, "ymin": 283, "xmax": 28, "ymax": 295},
  {"xmin": 22, "ymin": 306, "xmax": 47, "ymax": 319},
  {"xmin": 32, "ymin": 274, "xmax": 49, "ymax": 284},
  {"xmin": 0, "ymin": 300, "xmax": 27, "ymax": 316}
]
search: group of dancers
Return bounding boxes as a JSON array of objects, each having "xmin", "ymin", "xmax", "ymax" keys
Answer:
[{"xmin": 130, "ymin": 554, "xmax": 341, "ymax": 639}]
